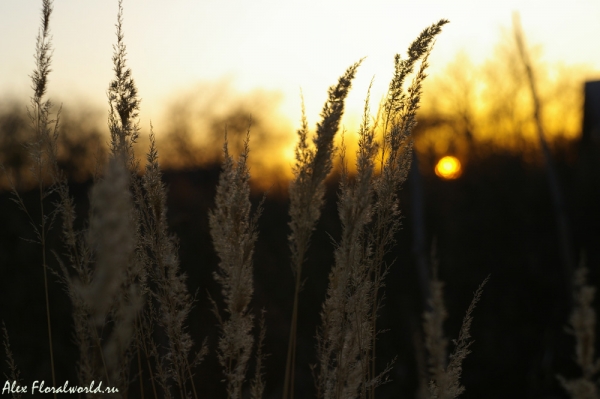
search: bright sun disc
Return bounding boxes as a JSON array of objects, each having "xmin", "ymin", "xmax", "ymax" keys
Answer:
[{"xmin": 435, "ymin": 156, "xmax": 462, "ymax": 179}]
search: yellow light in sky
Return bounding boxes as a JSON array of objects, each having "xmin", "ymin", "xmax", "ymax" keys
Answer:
[{"xmin": 435, "ymin": 156, "xmax": 462, "ymax": 179}]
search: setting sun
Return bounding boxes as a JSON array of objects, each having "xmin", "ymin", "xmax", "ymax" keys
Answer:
[{"xmin": 435, "ymin": 155, "xmax": 462, "ymax": 179}]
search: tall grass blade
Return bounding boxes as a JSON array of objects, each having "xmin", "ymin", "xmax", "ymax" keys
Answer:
[{"xmin": 284, "ymin": 60, "xmax": 363, "ymax": 399}]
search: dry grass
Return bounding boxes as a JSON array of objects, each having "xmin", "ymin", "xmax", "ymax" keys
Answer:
[
  {"xmin": 422, "ymin": 248, "xmax": 489, "ymax": 399},
  {"xmin": 209, "ymin": 131, "xmax": 263, "ymax": 399},
  {"xmin": 557, "ymin": 258, "xmax": 600, "ymax": 399},
  {"xmin": 0, "ymin": 1, "xmax": 514, "ymax": 399},
  {"xmin": 2, "ymin": 1, "xmax": 60, "ymax": 396},
  {"xmin": 284, "ymin": 59, "xmax": 363, "ymax": 399},
  {"xmin": 2, "ymin": 323, "xmax": 23, "ymax": 399}
]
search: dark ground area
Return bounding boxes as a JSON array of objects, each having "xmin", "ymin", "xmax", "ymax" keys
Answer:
[{"xmin": 1, "ymin": 137, "xmax": 599, "ymax": 399}]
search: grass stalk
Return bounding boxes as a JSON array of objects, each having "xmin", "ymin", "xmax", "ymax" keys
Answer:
[
  {"xmin": 137, "ymin": 313, "xmax": 159, "ymax": 399},
  {"xmin": 284, "ymin": 60, "xmax": 363, "ymax": 399},
  {"xmin": 367, "ymin": 22, "xmax": 448, "ymax": 397},
  {"xmin": 143, "ymin": 129, "xmax": 197, "ymax": 398},
  {"xmin": 2, "ymin": 323, "xmax": 23, "ymax": 399},
  {"xmin": 41, "ymin": 221, "xmax": 56, "ymax": 398},
  {"xmin": 512, "ymin": 13, "xmax": 574, "ymax": 278},
  {"xmin": 137, "ymin": 345, "xmax": 145, "ymax": 399},
  {"xmin": 18, "ymin": 1, "xmax": 61, "ymax": 395},
  {"xmin": 311, "ymin": 20, "xmax": 448, "ymax": 399},
  {"xmin": 209, "ymin": 130, "xmax": 261, "ymax": 399},
  {"xmin": 185, "ymin": 358, "xmax": 199, "ymax": 399},
  {"xmin": 423, "ymin": 245, "xmax": 488, "ymax": 399}
]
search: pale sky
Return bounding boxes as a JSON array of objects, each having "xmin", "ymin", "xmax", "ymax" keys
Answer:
[{"xmin": 2, "ymin": 0, "xmax": 600, "ymax": 156}]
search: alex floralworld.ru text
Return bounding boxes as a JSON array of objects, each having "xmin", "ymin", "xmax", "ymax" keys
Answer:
[{"xmin": 2, "ymin": 380, "xmax": 118, "ymax": 395}]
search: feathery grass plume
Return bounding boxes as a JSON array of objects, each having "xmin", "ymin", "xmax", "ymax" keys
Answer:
[
  {"xmin": 370, "ymin": 21, "xmax": 448, "ymax": 250},
  {"xmin": 378, "ymin": 19, "xmax": 449, "ymax": 172},
  {"xmin": 312, "ymin": 22, "xmax": 448, "ymax": 399},
  {"xmin": 442, "ymin": 276, "xmax": 488, "ymax": 399},
  {"xmin": 356, "ymin": 19, "xmax": 447, "ymax": 398},
  {"xmin": 557, "ymin": 258, "xmax": 600, "ymax": 399},
  {"xmin": 315, "ymin": 21, "xmax": 448, "ymax": 397},
  {"xmin": 423, "ymin": 247, "xmax": 488, "ymax": 399},
  {"xmin": 48, "ymin": 1, "xmax": 143, "ymax": 389},
  {"xmin": 315, "ymin": 80, "xmax": 380, "ymax": 399},
  {"xmin": 141, "ymin": 128, "xmax": 200, "ymax": 399},
  {"xmin": 367, "ymin": 17, "xmax": 448, "ymax": 388},
  {"xmin": 370, "ymin": 18, "xmax": 449, "ymax": 268},
  {"xmin": 55, "ymin": 256, "xmax": 97, "ymax": 387},
  {"xmin": 209, "ymin": 131, "xmax": 262, "ymax": 399},
  {"xmin": 80, "ymin": 154, "xmax": 141, "ymax": 392},
  {"xmin": 1, "ymin": 1, "xmax": 63, "ymax": 394},
  {"xmin": 2, "ymin": 323, "xmax": 23, "ymax": 399},
  {"xmin": 51, "ymin": 166, "xmax": 95, "ymax": 390},
  {"xmin": 423, "ymin": 251, "xmax": 448, "ymax": 399},
  {"xmin": 51, "ymin": 0, "xmax": 149, "ymax": 389},
  {"xmin": 85, "ymin": 156, "xmax": 135, "ymax": 324},
  {"xmin": 103, "ymin": 3, "xmax": 201, "ymax": 395},
  {"xmin": 284, "ymin": 59, "xmax": 363, "ymax": 399},
  {"xmin": 108, "ymin": 0, "xmax": 140, "ymax": 166},
  {"xmin": 251, "ymin": 310, "xmax": 268, "ymax": 399}
]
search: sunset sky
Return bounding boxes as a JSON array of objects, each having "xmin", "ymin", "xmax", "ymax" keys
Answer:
[{"xmin": 2, "ymin": 1, "xmax": 600, "ymax": 175}]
